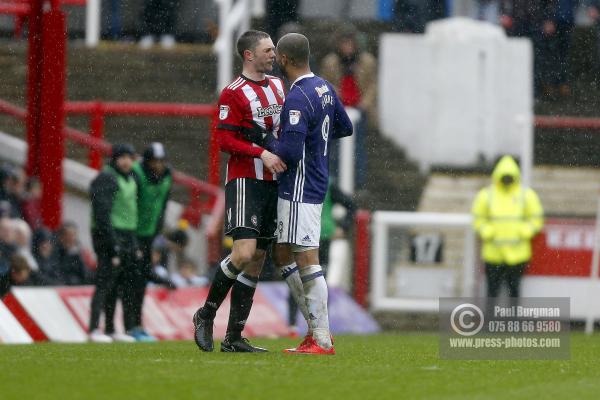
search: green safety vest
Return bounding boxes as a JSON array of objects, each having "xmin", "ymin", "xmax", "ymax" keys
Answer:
[
  {"xmin": 132, "ymin": 162, "xmax": 172, "ymax": 237},
  {"xmin": 93, "ymin": 166, "xmax": 138, "ymax": 231}
]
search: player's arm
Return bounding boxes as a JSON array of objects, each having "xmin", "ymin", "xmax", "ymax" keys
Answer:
[
  {"xmin": 268, "ymin": 99, "xmax": 307, "ymax": 165},
  {"xmin": 216, "ymin": 89, "xmax": 265, "ymax": 158},
  {"xmin": 89, "ymin": 172, "xmax": 119, "ymax": 255},
  {"xmin": 332, "ymin": 92, "xmax": 354, "ymax": 139}
]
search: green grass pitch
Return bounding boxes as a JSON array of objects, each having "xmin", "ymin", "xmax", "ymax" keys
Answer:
[{"xmin": 2, "ymin": 333, "xmax": 600, "ymax": 400}]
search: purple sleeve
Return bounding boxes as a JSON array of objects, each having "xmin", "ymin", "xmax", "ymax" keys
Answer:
[
  {"xmin": 268, "ymin": 131, "xmax": 305, "ymax": 165},
  {"xmin": 332, "ymin": 93, "xmax": 353, "ymax": 139},
  {"xmin": 268, "ymin": 97, "xmax": 308, "ymax": 164}
]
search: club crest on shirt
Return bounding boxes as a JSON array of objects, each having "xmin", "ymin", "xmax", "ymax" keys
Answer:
[
  {"xmin": 251, "ymin": 215, "xmax": 258, "ymax": 226},
  {"xmin": 289, "ymin": 110, "xmax": 301, "ymax": 125},
  {"xmin": 219, "ymin": 105, "xmax": 230, "ymax": 120}
]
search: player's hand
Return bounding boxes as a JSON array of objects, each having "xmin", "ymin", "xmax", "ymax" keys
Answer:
[
  {"xmin": 111, "ymin": 256, "xmax": 121, "ymax": 267},
  {"xmin": 589, "ymin": 7, "xmax": 599, "ymax": 21},
  {"xmin": 260, "ymin": 150, "xmax": 287, "ymax": 174}
]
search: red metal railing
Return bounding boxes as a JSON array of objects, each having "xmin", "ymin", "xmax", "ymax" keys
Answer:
[
  {"xmin": 0, "ymin": 98, "xmax": 224, "ymax": 262},
  {"xmin": 63, "ymin": 101, "xmax": 221, "ymax": 188}
]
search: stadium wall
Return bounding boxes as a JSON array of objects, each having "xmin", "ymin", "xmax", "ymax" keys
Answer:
[{"xmin": 1, "ymin": 284, "xmax": 380, "ymax": 343}]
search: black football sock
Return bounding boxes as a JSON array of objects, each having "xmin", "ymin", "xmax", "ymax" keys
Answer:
[
  {"xmin": 225, "ymin": 273, "xmax": 258, "ymax": 341},
  {"xmin": 200, "ymin": 258, "xmax": 240, "ymax": 320}
]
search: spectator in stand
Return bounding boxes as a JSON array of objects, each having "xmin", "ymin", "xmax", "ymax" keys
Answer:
[
  {"xmin": 56, "ymin": 222, "xmax": 91, "ymax": 286},
  {"xmin": 0, "ymin": 253, "xmax": 31, "ymax": 298},
  {"xmin": 30, "ymin": 228, "xmax": 60, "ymax": 286},
  {"xmin": 13, "ymin": 219, "xmax": 38, "ymax": 273},
  {"xmin": 149, "ymin": 244, "xmax": 168, "ymax": 281},
  {"xmin": 139, "ymin": 0, "xmax": 179, "ymax": 49},
  {"xmin": 128, "ymin": 142, "xmax": 173, "ymax": 341},
  {"xmin": 538, "ymin": 0, "xmax": 577, "ymax": 98},
  {"xmin": 164, "ymin": 226, "xmax": 189, "ymax": 274},
  {"xmin": 0, "ymin": 216, "xmax": 16, "ymax": 265},
  {"xmin": 321, "ymin": 27, "xmax": 376, "ymax": 189},
  {"xmin": 171, "ymin": 258, "xmax": 208, "ymax": 288},
  {"xmin": 499, "ymin": 1, "xmax": 568, "ymax": 98},
  {"xmin": 472, "ymin": 155, "xmax": 544, "ymax": 314},
  {"xmin": 89, "ymin": 144, "xmax": 140, "ymax": 343},
  {"xmin": 21, "ymin": 177, "xmax": 43, "ymax": 231},
  {"xmin": 0, "ymin": 166, "xmax": 25, "ymax": 219}
]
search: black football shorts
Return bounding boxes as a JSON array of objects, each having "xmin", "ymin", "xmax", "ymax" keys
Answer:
[{"xmin": 224, "ymin": 178, "xmax": 278, "ymax": 243}]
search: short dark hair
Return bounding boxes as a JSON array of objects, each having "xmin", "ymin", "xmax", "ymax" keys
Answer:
[
  {"xmin": 236, "ymin": 30, "xmax": 271, "ymax": 59},
  {"xmin": 276, "ymin": 33, "xmax": 310, "ymax": 67}
]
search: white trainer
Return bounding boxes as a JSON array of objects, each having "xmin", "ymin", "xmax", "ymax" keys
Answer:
[
  {"xmin": 89, "ymin": 330, "xmax": 113, "ymax": 343},
  {"xmin": 139, "ymin": 35, "xmax": 154, "ymax": 50},
  {"xmin": 110, "ymin": 332, "xmax": 136, "ymax": 343},
  {"xmin": 160, "ymin": 34, "xmax": 176, "ymax": 49}
]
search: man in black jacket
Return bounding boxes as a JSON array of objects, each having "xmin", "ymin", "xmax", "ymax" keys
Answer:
[{"xmin": 88, "ymin": 144, "xmax": 140, "ymax": 343}]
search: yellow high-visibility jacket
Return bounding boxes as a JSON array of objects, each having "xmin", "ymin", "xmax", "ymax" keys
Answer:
[{"xmin": 471, "ymin": 155, "xmax": 544, "ymax": 266}]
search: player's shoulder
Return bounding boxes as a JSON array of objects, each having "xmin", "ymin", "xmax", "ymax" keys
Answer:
[
  {"xmin": 225, "ymin": 76, "xmax": 246, "ymax": 91},
  {"xmin": 219, "ymin": 77, "xmax": 247, "ymax": 103},
  {"xmin": 266, "ymin": 74, "xmax": 284, "ymax": 85}
]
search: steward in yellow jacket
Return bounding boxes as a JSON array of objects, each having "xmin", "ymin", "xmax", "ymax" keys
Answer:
[{"xmin": 471, "ymin": 155, "xmax": 544, "ymax": 304}]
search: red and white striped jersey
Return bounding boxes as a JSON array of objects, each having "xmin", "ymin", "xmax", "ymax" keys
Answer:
[{"xmin": 217, "ymin": 74, "xmax": 285, "ymax": 183}]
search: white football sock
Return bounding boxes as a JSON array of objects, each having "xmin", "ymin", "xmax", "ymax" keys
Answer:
[
  {"xmin": 280, "ymin": 262, "xmax": 311, "ymax": 334},
  {"xmin": 300, "ymin": 265, "xmax": 331, "ymax": 349}
]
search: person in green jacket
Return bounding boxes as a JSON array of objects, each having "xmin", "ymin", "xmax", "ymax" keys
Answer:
[
  {"xmin": 471, "ymin": 155, "xmax": 544, "ymax": 311},
  {"xmin": 88, "ymin": 144, "xmax": 140, "ymax": 343},
  {"xmin": 128, "ymin": 142, "xmax": 173, "ymax": 341}
]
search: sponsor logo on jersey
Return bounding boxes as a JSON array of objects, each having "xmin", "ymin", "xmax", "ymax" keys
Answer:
[
  {"xmin": 219, "ymin": 105, "xmax": 230, "ymax": 120},
  {"xmin": 257, "ymin": 104, "xmax": 282, "ymax": 118},
  {"xmin": 315, "ymin": 84, "xmax": 329, "ymax": 97},
  {"xmin": 289, "ymin": 110, "xmax": 301, "ymax": 125}
]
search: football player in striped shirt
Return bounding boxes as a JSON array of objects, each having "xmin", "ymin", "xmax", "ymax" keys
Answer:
[{"xmin": 193, "ymin": 30, "xmax": 287, "ymax": 353}]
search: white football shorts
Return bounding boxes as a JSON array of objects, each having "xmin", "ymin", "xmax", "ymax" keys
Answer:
[{"xmin": 276, "ymin": 197, "xmax": 322, "ymax": 248}]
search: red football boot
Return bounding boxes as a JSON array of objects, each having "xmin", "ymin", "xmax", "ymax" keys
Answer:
[
  {"xmin": 283, "ymin": 334, "xmax": 312, "ymax": 353},
  {"xmin": 294, "ymin": 340, "xmax": 335, "ymax": 355}
]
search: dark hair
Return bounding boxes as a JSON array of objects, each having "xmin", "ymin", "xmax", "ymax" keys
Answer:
[
  {"xmin": 166, "ymin": 229, "xmax": 189, "ymax": 248},
  {"xmin": 10, "ymin": 253, "xmax": 31, "ymax": 273},
  {"xmin": 236, "ymin": 30, "xmax": 271, "ymax": 59},
  {"xmin": 276, "ymin": 33, "xmax": 310, "ymax": 67},
  {"xmin": 58, "ymin": 221, "xmax": 77, "ymax": 236}
]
